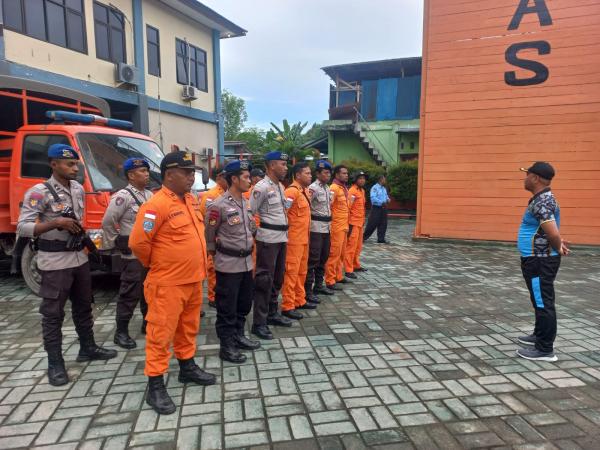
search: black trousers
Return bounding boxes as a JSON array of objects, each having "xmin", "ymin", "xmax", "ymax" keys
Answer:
[
  {"xmin": 117, "ymin": 259, "xmax": 148, "ymax": 322},
  {"xmin": 521, "ymin": 256, "xmax": 561, "ymax": 353},
  {"xmin": 363, "ymin": 206, "xmax": 388, "ymax": 242},
  {"xmin": 215, "ymin": 270, "xmax": 254, "ymax": 340},
  {"xmin": 305, "ymin": 232, "xmax": 331, "ymax": 294},
  {"xmin": 253, "ymin": 241, "xmax": 287, "ymax": 326},
  {"xmin": 39, "ymin": 263, "xmax": 94, "ymax": 352}
]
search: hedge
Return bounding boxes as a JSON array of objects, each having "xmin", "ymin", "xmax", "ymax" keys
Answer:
[
  {"xmin": 387, "ymin": 160, "xmax": 418, "ymax": 203},
  {"xmin": 339, "ymin": 158, "xmax": 386, "ymax": 193}
]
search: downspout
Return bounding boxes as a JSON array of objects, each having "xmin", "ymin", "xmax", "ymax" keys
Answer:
[
  {"xmin": 212, "ymin": 29, "xmax": 224, "ymax": 164},
  {"xmin": 132, "ymin": 0, "xmax": 149, "ymax": 134}
]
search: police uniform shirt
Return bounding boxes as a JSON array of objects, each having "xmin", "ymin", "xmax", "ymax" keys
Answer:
[
  {"xmin": 205, "ymin": 191, "xmax": 256, "ymax": 273},
  {"xmin": 308, "ymin": 180, "xmax": 332, "ymax": 233},
  {"xmin": 249, "ymin": 177, "xmax": 288, "ymax": 244},
  {"xmin": 102, "ymin": 184, "xmax": 153, "ymax": 260},
  {"xmin": 17, "ymin": 175, "xmax": 88, "ymax": 271}
]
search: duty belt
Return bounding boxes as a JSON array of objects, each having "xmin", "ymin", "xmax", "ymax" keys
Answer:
[
  {"xmin": 311, "ymin": 215, "xmax": 331, "ymax": 222},
  {"xmin": 216, "ymin": 245, "xmax": 253, "ymax": 258},
  {"xmin": 259, "ymin": 222, "xmax": 289, "ymax": 231},
  {"xmin": 37, "ymin": 239, "xmax": 79, "ymax": 252}
]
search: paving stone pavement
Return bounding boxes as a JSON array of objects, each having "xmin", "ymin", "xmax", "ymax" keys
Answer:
[{"xmin": 0, "ymin": 219, "xmax": 599, "ymax": 450}]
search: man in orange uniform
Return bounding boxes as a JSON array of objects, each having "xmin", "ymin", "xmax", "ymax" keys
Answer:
[
  {"xmin": 344, "ymin": 171, "xmax": 367, "ymax": 279},
  {"xmin": 281, "ymin": 162, "xmax": 317, "ymax": 320},
  {"xmin": 130, "ymin": 151, "xmax": 216, "ymax": 415},
  {"xmin": 200, "ymin": 171, "xmax": 227, "ymax": 307},
  {"xmin": 325, "ymin": 165, "xmax": 351, "ymax": 290}
]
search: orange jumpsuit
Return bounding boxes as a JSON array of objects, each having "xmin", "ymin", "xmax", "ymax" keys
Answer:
[
  {"xmin": 281, "ymin": 181, "xmax": 311, "ymax": 311},
  {"xmin": 325, "ymin": 181, "xmax": 350, "ymax": 286},
  {"xmin": 345, "ymin": 184, "xmax": 366, "ymax": 273},
  {"xmin": 129, "ymin": 186, "xmax": 208, "ymax": 377},
  {"xmin": 200, "ymin": 185, "xmax": 224, "ymax": 302}
]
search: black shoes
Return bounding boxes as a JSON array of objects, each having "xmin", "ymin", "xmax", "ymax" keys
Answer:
[
  {"xmin": 178, "ymin": 358, "xmax": 217, "ymax": 385},
  {"xmin": 251, "ymin": 324, "xmax": 273, "ymax": 340},
  {"xmin": 114, "ymin": 320, "xmax": 136, "ymax": 349},
  {"xmin": 299, "ymin": 302, "xmax": 317, "ymax": 310},
  {"xmin": 76, "ymin": 339, "xmax": 118, "ymax": 362},
  {"xmin": 146, "ymin": 375, "xmax": 176, "ymax": 415},
  {"xmin": 234, "ymin": 334, "xmax": 261, "ymax": 350},
  {"xmin": 338, "ymin": 278, "xmax": 352, "ymax": 284},
  {"xmin": 315, "ymin": 285, "xmax": 334, "ymax": 295},
  {"xmin": 326, "ymin": 284, "xmax": 342, "ymax": 291},
  {"xmin": 354, "ymin": 267, "xmax": 368, "ymax": 272},
  {"xmin": 220, "ymin": 338, "xmax": 247, "ymax": 364},
  {"xmin": 201, "ymin": 310, "xmax": 206, "ymax": 318},
  {"xmin": 47, "ymin": 352, "xmax": 68, "ymax": 386},
  {"xmin": 208, "ymin": 301, "xmax": 216, "ymax": 308},
  {"xmin": 345, "ymin": 272, "xmax": 357, "ymax": 279},
  {"xmin": 282, "ymin": 309, "xmax": 303, "ymax": 320},
  {"xmin": 377, "ymin": 240, "xmax": 390, "ymax": 244},
  {"xmin": 267, "ymin": 312, "xmax": 293, "ymax": 327},
  {"xmin": 306, "ymin": 293, "xmax": 321, "ymax": 304},
  {"xmin": 140, "ymin": 320, "xmax": 147, "ymax": 335}
]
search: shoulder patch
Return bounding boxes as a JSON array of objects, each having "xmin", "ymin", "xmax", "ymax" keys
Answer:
[
  {"xmin": 115, "ymin": 197, "xmax": 125, "ymax": 206},
  {"xmin": 143, "ymin": 220, "xmax": 154, "ymax": 232},
  {"xmin": 253, "ymin": 190, "xmax": 260, "ymax": 199}
]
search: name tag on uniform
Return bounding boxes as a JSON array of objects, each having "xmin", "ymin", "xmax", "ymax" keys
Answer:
[{"xmin": 227, "ymin": 212, "xmax": 241, "ymax": 225}]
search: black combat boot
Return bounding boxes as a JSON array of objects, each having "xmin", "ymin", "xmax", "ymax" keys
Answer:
[
  {"xmin": 146, "ymin": 375, "xmax": 176, "ymax": 415},
  {"xmin": 76, "ymin": 335, "xmax": 118, "ymax": 362},
  {"xmin": 234, "ymin": 333, "xmax": 261, "ymax": 350},
  {"xmin": 47, "ymin": 350, "xmax": 69, "ymax": 386},
  {"xmin": 219, "ymin": 337, "xmax": 247, "ymax": 364},
  {"xmin": 177, "ymin": 358, "xmax": 217, "ymax": 385},
  {"xmin": 114, "ymin": 319, "xmax": 136, "ymax": 349},
  {"xmin": 140, "ymin": 320, "xmax": 147, "ymax": 335}
]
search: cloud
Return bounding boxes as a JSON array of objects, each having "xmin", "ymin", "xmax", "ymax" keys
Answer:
[{"xmin": 204, "ymin": 0, "xmax": 424, "ymax": 127}]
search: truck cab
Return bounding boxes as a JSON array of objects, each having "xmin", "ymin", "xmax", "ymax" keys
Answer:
[{"xmin": 0, "ymin": 76, "xmax": 212, "ymax": 294}]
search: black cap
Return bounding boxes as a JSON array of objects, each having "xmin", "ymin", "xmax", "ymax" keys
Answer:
[
  {"xmin": 520, "ymin": 162, "xmax": 555, "ymax": 180},
  {"xmin": 160, "ymin": 151, "xmax": 196, "ymax": 174},
  {"xmin": 353, "ymin": 170, "xmax": 367, "ymax": 182},
  {"xmin": 250, "ymin": 168, "xmax": 265, "ymax": 178}
]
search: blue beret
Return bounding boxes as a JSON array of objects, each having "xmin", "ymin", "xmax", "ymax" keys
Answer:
[
  {"xmin": 225, "ymin": 160, "xmax": 252, "ymax": 174},
  {"xmin": 123, "ymin": 157, "xmax": 150, "ymax": 173},
  {"xmin": 264, "ymin": 151, "xmax": 289, "ymax": 162},
  {"xmin": 48, "ymin": 144, "xmax": 79, "ymax": 160},
  {"xmin": 315, "ymin": 160, "xmax": 332, "ymax": 171}
]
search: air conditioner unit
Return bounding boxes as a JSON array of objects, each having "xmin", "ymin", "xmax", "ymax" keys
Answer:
[
  {"xmin": 182, "ymin": 85, "xmax": 198, "ymax": 101},
  {"xmin": 116, "ymin": 63, "xmax": 140, "ymax": 86}
]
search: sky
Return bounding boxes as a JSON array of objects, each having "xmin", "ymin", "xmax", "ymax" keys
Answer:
[{"xmin": 202, "ymin": 0, "xmax": 424, "ymax": 130}]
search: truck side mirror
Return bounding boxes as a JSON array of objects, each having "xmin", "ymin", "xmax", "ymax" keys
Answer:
[{"xmin": 201, "ymin": 169, "xmax": 210, "ymax": 186}]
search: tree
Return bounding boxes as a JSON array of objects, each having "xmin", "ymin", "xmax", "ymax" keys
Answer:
[
  {"xmin": 267, "ymin": 119, "xmax": 310, "ymax": 161},
  {"xmin": 302, "ymin": 122, "xmax": 326, "ymax": 144},
  {"xmin": 222, "ymin": 90, "xmax": 248, "ymax": 140},
  {"xmin": 236, "ymin": 127, "xmax": 267, "ymax": 154}
]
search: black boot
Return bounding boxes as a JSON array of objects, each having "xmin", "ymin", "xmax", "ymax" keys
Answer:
[
  {"xmin": 234, "ymin": 333, "xmax": 261, "ymax": 350},
  {"xmin": 141, "ymin": 320, "xmax": 147, "ymax": 335},
  {"xmin": 114, "ymin": 319, "xmax": 136, "ymax": 349},
  {"xmin": 47, "ymin": 350, "xmax": 69, "ymax": 386},
  {"xmin": 76, "ymin": 336, "xmax": 118, "ymax": 362},
  {"xmin": 178, "ymin": 358, "xmax": 217, "ymax": 385},
  {"xmin": 219, "ymin": 337, "xmax": 247, "ymax": 364},
  {"xmin": 315, "ymin": 285, "xmax": 334, "ymax": 295},
  {"xmin": 146, "ymin": 375, "xmax": 176, "ymax": 415}
]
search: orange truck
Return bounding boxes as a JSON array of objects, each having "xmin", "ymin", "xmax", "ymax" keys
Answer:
[{"xmin": 0, "ymin": 76, "xmax": 208, "ymax": 294}]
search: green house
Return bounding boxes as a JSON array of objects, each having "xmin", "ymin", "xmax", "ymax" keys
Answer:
[{"xmin": 322, "ymin": 57, "xmax": 421, "ymax": 166}]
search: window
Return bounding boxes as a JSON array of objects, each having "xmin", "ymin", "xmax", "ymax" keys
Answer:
[
  {"xmin": 146, "ymin": 25, "xmax": 161, "ymax": 77},
  {"xmin": 21, "ymin": 135, "xmax": 70, "ymax": 179},
  {"xmin": 410, "ymin": 142, "xmax": 416, "ymax": 150},
  {"xmin": 1, "ymin": 0, "xmax": 86, "ymax": 53},
  {"xmin": 93, "ymin": 1, "xmax": 126, "ymax": 63},
  {"xmin": 175, "ymin": 38, "xmax": 208, "ymax": 92}
]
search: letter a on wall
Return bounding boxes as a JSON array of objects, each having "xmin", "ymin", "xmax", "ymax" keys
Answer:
[{"xmin": 508, "ymin": 0, "xmax": 553, "ymax": 30}]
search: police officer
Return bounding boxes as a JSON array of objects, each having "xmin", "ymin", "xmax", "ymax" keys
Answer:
[
  {"xmin": 17, "ymin": 144, "xmax": 117, "ymax": 387},
  {"xmin": 102, "ymin": 158, "xmax": 153, "ymax": 348},
  {"xmin": 305, "ymin": 160, "xmax": 334, "ymax": 300},
  {"xmin": 205, "ymin": 160, "xmax": 261, "ymax": 363},
  {"xmin": 129, "ymin": 151, "xmax": 216, "ymax": 415},
  {"xmin": 250, "ymin": 151, "xmax": 293, "ymax": 339}
]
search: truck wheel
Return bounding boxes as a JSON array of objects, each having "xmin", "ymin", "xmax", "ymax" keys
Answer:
[{"xmin": 21, "ymin": 244, "xmax": 42, "ymax": 296}]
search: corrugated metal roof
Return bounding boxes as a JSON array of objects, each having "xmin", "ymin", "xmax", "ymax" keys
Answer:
[{"xmin": 322, "ymin": 57, "xmax": 422, "ymax": 82}]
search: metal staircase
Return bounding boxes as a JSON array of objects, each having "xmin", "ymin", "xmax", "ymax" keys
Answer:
[{"xmin": 352, "ymin": 107, "xmax": 387, "ymax": 167}]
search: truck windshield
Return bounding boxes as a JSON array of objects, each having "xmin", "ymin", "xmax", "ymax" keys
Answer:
[{"xmin": 76, "ymin": 133, "xmax": 163, "ymax": 191}]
